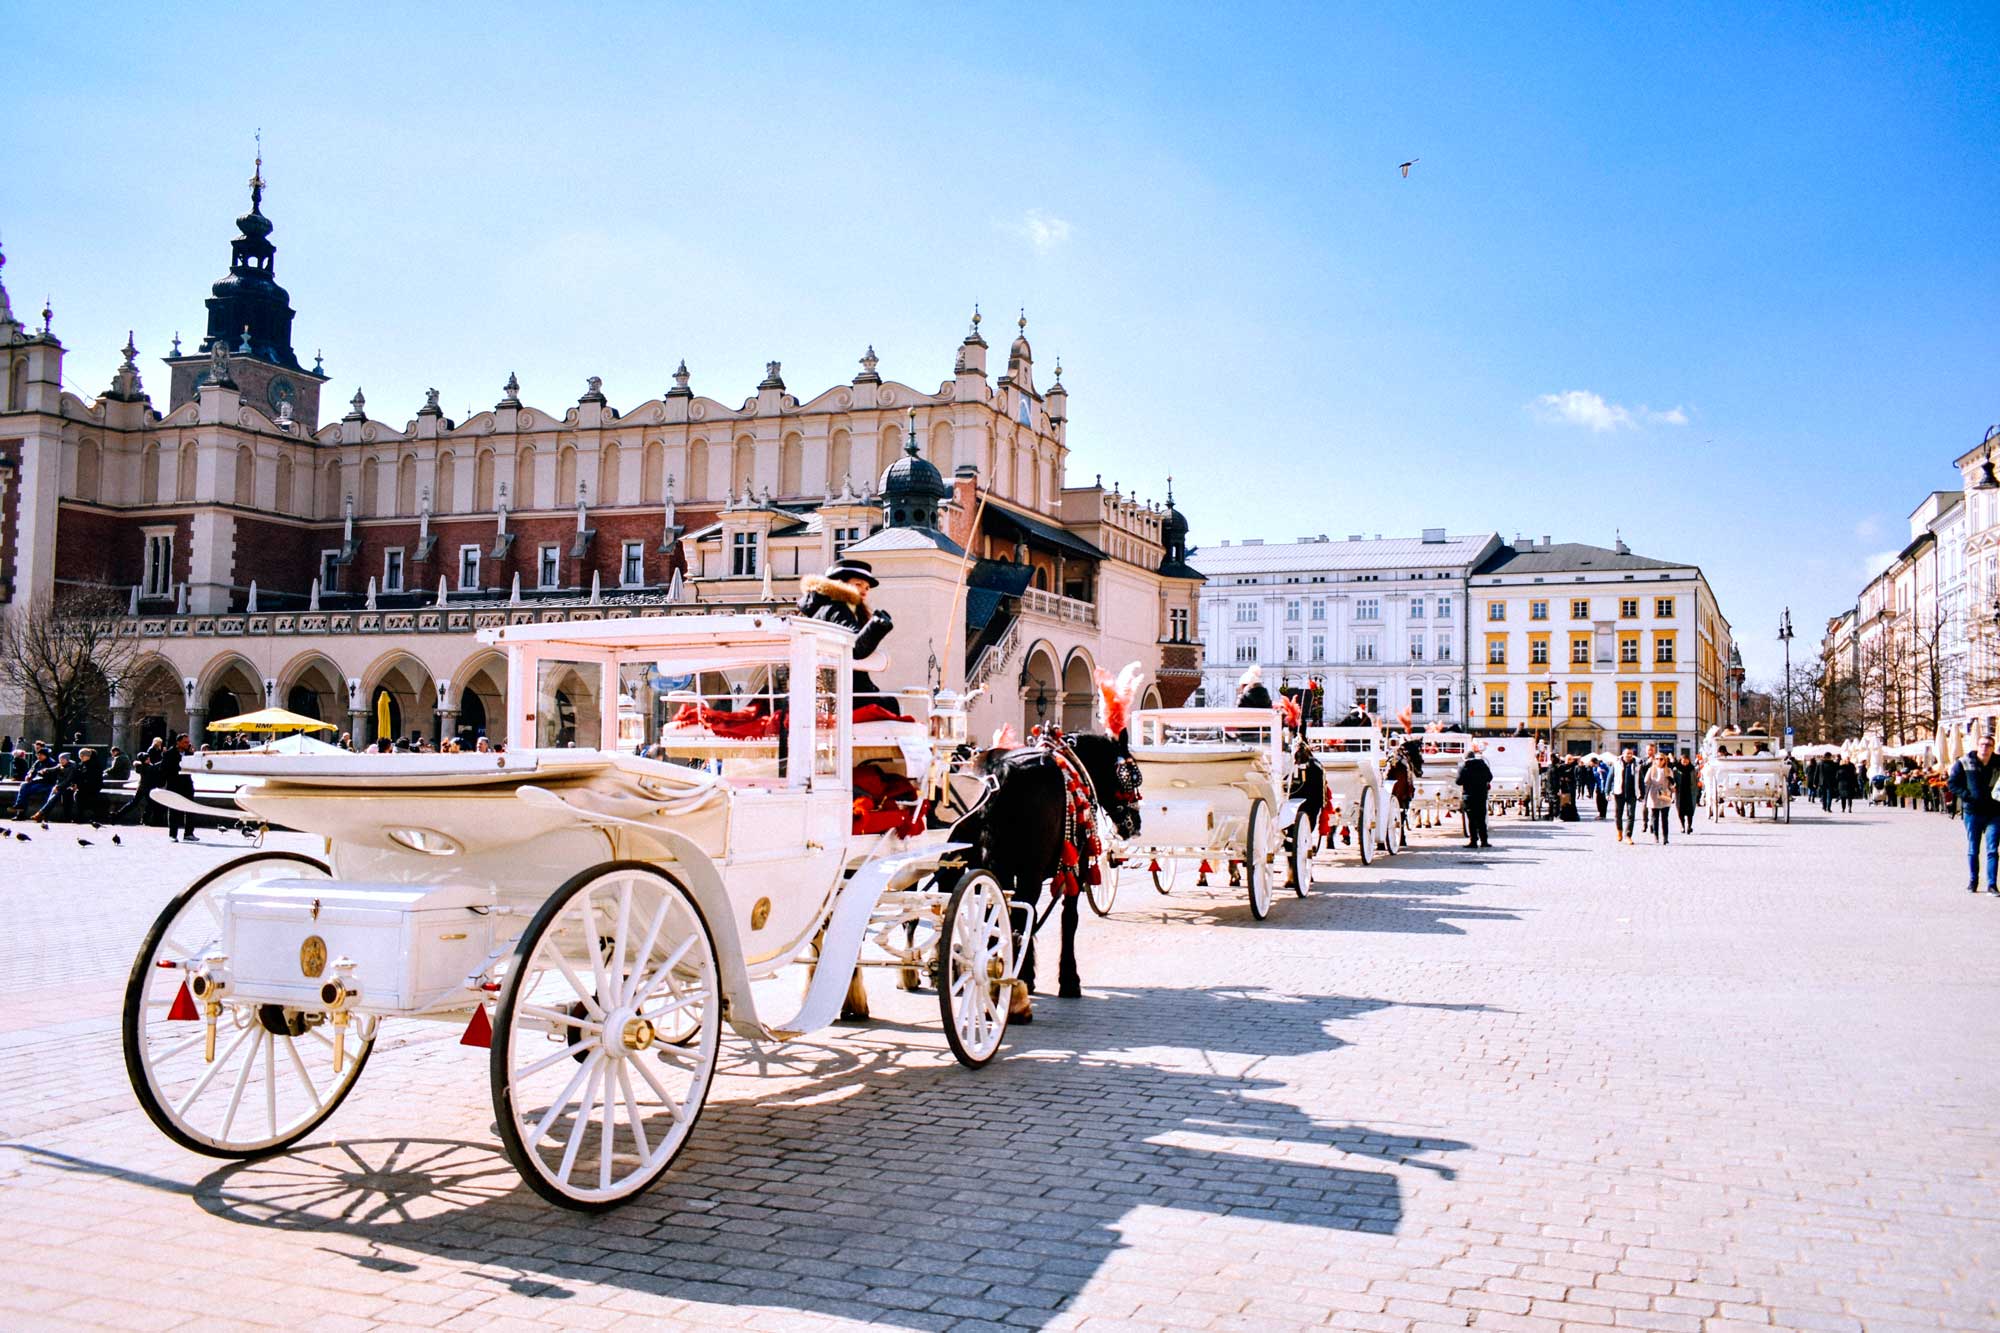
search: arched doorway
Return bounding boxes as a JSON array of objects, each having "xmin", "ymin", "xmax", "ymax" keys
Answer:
[
  {"xmin": 124, "ymin": 658, "xmax": 187, "ymax": 747},
  {"xmin": 455, "ymin": 651, "xmax": 507, "ymax": 748},
  {"xmin": 201, "ymin": 657, "xmax": 266, "ymax": 746},
  {"xmin": 371, "ymin": 687, "xmax": 402, "ymax": 746},
  {"xmin": 362, "ymin": 654, "xmax": 436, "ymax": 749},
  {"xmin": 1061, "ymin": 649, "xmax": 1096, "ymax": 732},
  {"xmin": 1020, "ymin": 644, "xmax": 1060, "ymax": 735}
]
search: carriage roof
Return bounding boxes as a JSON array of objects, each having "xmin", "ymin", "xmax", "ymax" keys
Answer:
[
  {"xmin": 476, "ymin": 612, "xmax": 854, "ymax": 659},
  {"xmin": 1304, "ymin": 725, "xmax": 1386, "ymax": 760},
  {"xmin": 1129, "ymin": 707, "xmax": 1285, "ymax": 766}
]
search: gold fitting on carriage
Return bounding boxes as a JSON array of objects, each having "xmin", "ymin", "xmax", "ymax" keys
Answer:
[
  {"xmin": 620, "ymin": 1017, "xmax": 656, "ymax": 1052},
  {"xmin": 321, "ymin": 958, "xmax": 359, "ymax": 1073},
  {"xmin": 189, "ymin": 957, "xmax": 228, "ymax": 1063}
]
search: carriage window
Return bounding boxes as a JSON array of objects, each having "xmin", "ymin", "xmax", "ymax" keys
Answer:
[
  {"xmin": 653, "ymin": 661, "xmax": 794, "ymax": 780},
  {"xmin": 814, "ymin": 664, "xmax": 841, "ymax": 777},
  {"xmin": 534, "ymin": 659, "xmax": 607, "ymax": 749}
]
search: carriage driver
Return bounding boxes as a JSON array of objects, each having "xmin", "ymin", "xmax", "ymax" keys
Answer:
[{"xmin": 797, "ymin": 557, "xmax": 895, "ymax": 710}]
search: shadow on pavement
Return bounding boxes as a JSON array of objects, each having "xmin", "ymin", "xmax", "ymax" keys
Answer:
[{"xmin": 5, "ymin": 988, "xmax": 1474, "ymax": 1329}]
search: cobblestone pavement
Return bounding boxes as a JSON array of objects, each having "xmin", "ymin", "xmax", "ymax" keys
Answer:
[{"xmin": 2, "ymin": 803, "xmax": 1997, "ymax": 1332}]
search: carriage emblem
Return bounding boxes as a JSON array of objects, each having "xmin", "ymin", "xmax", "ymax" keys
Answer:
[
  {"xmin": 749, "ymin": 897, "xmax": 772, "ymax": 930},
  {"xmin": 299, "ymin": 935, "xmax": 328, "ymax": 978}
]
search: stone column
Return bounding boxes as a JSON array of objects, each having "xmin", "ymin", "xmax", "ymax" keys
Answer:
[
  {"xmin": 437, "ymin": 709, "xmax": 458, "ymax": 748},
  {"xmin": 348, "ymin": 709, "xmax": 368, "ymax": 750},
  {"xmin": 110, "ymin": 705, "xmax": 131, "ymax": 754},
  {"xmin": 187, "ymin": 709, "xmax": 208, "ymax": 749}
]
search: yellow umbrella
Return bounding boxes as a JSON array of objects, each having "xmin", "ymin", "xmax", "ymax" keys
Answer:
[
  {"xmin": 207, "ymin": 706, "xmax": 337, "ymax": 734},
  {"xmin": 375, "ymin": 691, "xmax": 393, "ymax": 741}
]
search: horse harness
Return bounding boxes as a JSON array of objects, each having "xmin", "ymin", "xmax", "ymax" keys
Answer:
[{"xmin": 1024, "ymin": 724, "xmax": 1138, "ymax": 899}]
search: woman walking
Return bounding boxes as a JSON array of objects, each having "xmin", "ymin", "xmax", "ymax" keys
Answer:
[
  {"xmin": 1837, "ymin": 758, "xmax": 1858, "ymax": 813},
  {"xmin": 1645, "ymin": 752, "xmax": 1676, "ymax": 844},
  {"xmin": 1673, "ymin": 753, "xmax": 1697, "ymax": 834}
]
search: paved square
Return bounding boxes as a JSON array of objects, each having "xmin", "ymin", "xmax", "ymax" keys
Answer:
[{"xmin": 2, "ymin": 805, "xmax": 1996, "ymax": 1331}]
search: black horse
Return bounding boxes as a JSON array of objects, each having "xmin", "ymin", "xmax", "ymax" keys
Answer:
[{"xmin": 948, "ymin": 731, "xmax": 1141, "ymax": 1010}]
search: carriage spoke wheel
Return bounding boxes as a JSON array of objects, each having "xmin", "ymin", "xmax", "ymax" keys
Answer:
[
  {"xmin": 1087, "ymin": 813, "xmax": 1120, "ymax": 918},
  {"xmin": 1356, "ymin": 788, "xmax": 1374, "ymax": 866},
  {"xmin": 1289, "ymin": 811, "xmax": 1315, "ymax": 896},
  {"xmin": 123, "ymin": 851, "xmax": 376, "ymax": 1158},
  {"xmin": 493, "ymin": 862, "xmax": 721, "ymax": 1211},
  {"xmin": 939, "ymin": 871, "xmax": 1014, "ymax": 1068},
  {"xmin": 1245, "ymin": 800, "xmax": 1276, "ymax": 920},
  {"xmin": 1150, "ymin": 855, "xmax": 1178, "ymax": 894}
]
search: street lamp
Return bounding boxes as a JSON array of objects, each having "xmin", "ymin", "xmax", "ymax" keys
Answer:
[
  {"xmin": 1778, "ymin": 607, "xmax": 1793, "ymax": 749},
  {"xmin": 1974, "ymin": 426, "xmax": 2000, "ymax": 491}
]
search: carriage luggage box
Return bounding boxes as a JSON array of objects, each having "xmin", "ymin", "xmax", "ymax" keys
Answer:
[
  {"xmin": 221, "ymin": 880, "xmax": 497, "ymax": 1013},
  {"xmin": 1138, "ymin": 798, "xmax": 1217, "ymax": 848}
]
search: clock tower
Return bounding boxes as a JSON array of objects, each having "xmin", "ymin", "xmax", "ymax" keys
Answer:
[{"xmin": 165, "ymin": 152, "xmax": 328, "ymax": 429}]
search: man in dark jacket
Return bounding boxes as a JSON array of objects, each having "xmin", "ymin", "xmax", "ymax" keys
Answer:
[
  {"xmin": 796, "ymin": 558, "xmax": 894, "ymax": 709},
  {"xmin": 1457, "ymin": 746, "xmax": 1493, "ymax": 849},
  {"xmin": 1236, "ymin": 666, "xmax": 1274, "ymax": 711},
  {"xmin": 160, "ymin": 735, "xmax": 200, "ymax": 842},
  {"xmin": 1948, "ymin": 731, "xmax": 2000, "ymax": 894},
  {"xmin": 1611, "ymin": 746, "xmax": 1642, "ymax": 843},
  {"xmin": 1673, "ymin": 752, "xmax": 1698, "ymax": 833},
  {"xmin": 117, "ymin": 737, "xmax": 167, "ymax": 825}
]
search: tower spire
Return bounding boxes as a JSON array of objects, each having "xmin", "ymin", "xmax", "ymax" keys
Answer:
[{"xmin": 249, "ymin": 129, "xmax": 265, "ymax": 212}]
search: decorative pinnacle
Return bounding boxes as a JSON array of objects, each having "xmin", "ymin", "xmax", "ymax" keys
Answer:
[
  {"xmin": 1018, "ymin": 308, "xmax": 1027, "ymax": 333},
  {"xmin": 674, "ymin": 358, "xmax": 689, "ymax": 385},
  {"xmin": 41, "ymin": 297, "xmax": 52, "ymax": 335},
  {"xmin": 1053, "ymin": 356, "xmax": 1063, "ymax": 383},
  {"xmin": 905, "ymin": 406, "xmax": 919, "ymax": 456},
  {"xmin": 249, "ymin": 129, "xmax": 265, "ymax": 211},
  {"xmin": 861, "ymin": 345, "xmax": 878, "ymax": 370},
  {"xmin": 171, "ymin": 331, "xmax": 182, "ymax": 357},
  {"xmin": 122, "ymin": 331, "xmax": 138, "ymax": 364},
  {"xmin": 971, "ymin": 303, "xmax": 981, "ymax": 329},
  {"xmin": 312, "ymin": 348, "xmax": 324, "ymax": 374}
]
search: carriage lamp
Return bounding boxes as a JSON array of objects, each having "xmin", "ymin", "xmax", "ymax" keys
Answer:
[{"xmin": 321, "ymin": 958, "xmax": 359, "ymax": 1073}]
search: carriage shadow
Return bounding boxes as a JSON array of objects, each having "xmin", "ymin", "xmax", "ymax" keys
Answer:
[
  {"xmin": 146, "ymin": 987, "xmax": 1471, "ymax": 1329},
  {"xmin": 1141, "ymin": 875, "xmax": 1530, "ymax": 936}
]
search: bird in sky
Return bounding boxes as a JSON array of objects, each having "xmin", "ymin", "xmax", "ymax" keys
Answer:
[{"xmin": 1399, "ymin": 159, "xmax": 1419, "ymax": 178}]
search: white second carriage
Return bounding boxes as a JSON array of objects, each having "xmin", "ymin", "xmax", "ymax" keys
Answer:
[
  {"xmin": 1482, "ymin": 737, "xmax": 1542, "ymax": 816},
  {"xmin": 1114, "ymin": 707, "xmax": 1295, "ymax": 919},
  {"xmin": 1703, "ymin": 728, "xmax": 1792, "ymax": 822},
  {"xmin": 121, "ymin": 613, "xmax": 1025, "ymax": 1211},
  {"xmin": 1401, "ymin": 732, "xmax": 1471, "ymax": 828},
  {"xmin": 1293, "ymin": 726, "xmax": 1396, "ymax": 869}
]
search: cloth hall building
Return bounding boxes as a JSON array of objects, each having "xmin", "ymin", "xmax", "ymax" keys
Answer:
[{"xmin": 0, "ymin": 170, "xmax": 1204, "ymax": 748}]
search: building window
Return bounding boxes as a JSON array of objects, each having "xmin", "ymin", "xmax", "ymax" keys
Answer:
[
  {"xmin": 1531, "ymin": 638, "xmax": 1549, "ymax": 665},
  {"xmin": 1355, "ymin": 687, "xmax": 1379, "ymax": 713},
  {"xmin": 382, "ymin": 548, "xmax": 405, "ymax": 594},
  {"xmin": 1410, "ymin": 687, "xmax": 1425, "ymax": 715},
  {"xmin": 142, "ymin": 529, "xmax": 175, "ymax": 597},
  {"xmin": 1310, "ymin": 599, "xmax": 1325, "ymax": 621},
  {"xmin": 1620, "ymin": 687, "xmax": 1639, "ymax": 718},
  {"xmin": 539, "ymin": 544, "xmax": 560, "ymax": 589},
  {"xmin": 1620, "ymin": 635, "xmax": 1640, "ymax": 664},
  {"xmin": 1410, "ymin": 636, "xmax": 1424, "ymax": 661},
  {"xmin": 1570, "ymin": 688, "xmax": 1589, "ymax": 717},
  {"xmin": 1530, "ymin": 687, "xmax": 1551, "ymax": 718},
  {"xmin": 1410, "ymin": 598, "xmax": 1426, "ymax": 619},
  {"xmin": 1234, "ymin": 638, "xmax": 1258, "ymax": 664},
  {"xmin": 458, "ymin": 545, "xmax": 481, "ymax": 591},
  {"xmin": 1655, "ymin": 597, "xmax": 1675, "ymax": 618},
  {"xmin": 1309, "ymin": 633, "xmax": 1325, "ymax": 661},
  {"xmin": 730, "ymin": 531, "xmax": 760, "ymax": 577},
  {"xmin": 1655, "ymin": 687, "xmax": 1675, "ymax": 718},
  {"xmin": 1356, "ymin": 598, "xmax": 1380, "ymax": 621},
  {"xmin": 1356, "ymin": 638, "xmax": 1378, "ymax": 662},
  {"xmin": 1620, "ymin": 597, "xmax": 1638, "ymax": 618},
  {"xmin": 319, "ymin": 550, "xmax": 341, "ymax": 594},
  {"xmin": 1571, "ymin": 636, "xmax": 1591, "ymax": 664},
  {"xmin": 1285, "ymin": 599, "xmax": 1300, "ymax": 622},
  {"xmin": 1570, "ymin": 598, "xmax": 1590, "ymax": 619},
  {"xmin": 1530, "ymin": 600, "xmax": 1549, "ymax": 621},
  {"xmin": 1487, "ymin": 601, "xmax": 1505, "ymax": 622},
  {"xmin": 621, "ymin": 541, "xmax": 644, "ymax": 587},
  {"xmin": 1169, "ymin": 607, "xmax": 1189, "ymax": 642},
  {"xmin": 1437, "ymin": 687, "xmax": 1452, "ymax": 716},
  {"xmin": 1235, "ymin": 601, "xmax": 1258, "ymax": 623},
  {"xmin": 1437, "ymin": 595, "xmax": 1453, "ymax": 620},
  {"xmin": 1285, "ymin": 635, "xmax": 1299, "ymax": 662},
  {"xmin": 834, "ymin": 525, "xmax": 863, "ymax": 554},
  {"xmin": 1655, "ymin": 635, "xmax": 1676, "ymax": 664},
  {"xmin": 1487, "ymin": 637, "xmax": 1506, "ymax": 665},
  {"xmin": 1436, "ymin": 636, "xmax": 1453, "ymax": 662},
  {"xmin": 1487, "ymin": 687, "xmax": 1507, "ymax": 718}
]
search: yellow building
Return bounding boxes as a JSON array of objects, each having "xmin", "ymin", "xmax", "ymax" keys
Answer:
[{"xmin": 1471, "ymin": 538, "xmax": 1733, "ymax": 756}]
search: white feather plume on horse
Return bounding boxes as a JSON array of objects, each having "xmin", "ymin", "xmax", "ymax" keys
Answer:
[{"xmin": 1095, "ymin": 662, "xmax": 1145, "ymax": 737}]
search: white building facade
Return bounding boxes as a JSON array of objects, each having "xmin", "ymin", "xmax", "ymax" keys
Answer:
[{"xmin": 1191, "ymin": 530, "xmax": 1502, "ymax": 724}]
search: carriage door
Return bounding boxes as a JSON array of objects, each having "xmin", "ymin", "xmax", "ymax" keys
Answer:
[{"xmin": 803, "ymin": 641, "xmax": 852, "ymax": 857}]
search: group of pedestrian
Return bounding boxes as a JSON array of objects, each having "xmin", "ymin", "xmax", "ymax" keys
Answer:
[
  {"xmin": 1803, "ymin": 753, "xmax": 1861, "ymax": 813},
  {"xmin": 1603, "ymin": 744, "xmax": 1697, "ymax": 844}
]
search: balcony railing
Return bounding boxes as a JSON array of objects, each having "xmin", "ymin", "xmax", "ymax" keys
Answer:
[{"xmin": 1020, "ymin": 588, "xmax": 1098, "ymax": 628}]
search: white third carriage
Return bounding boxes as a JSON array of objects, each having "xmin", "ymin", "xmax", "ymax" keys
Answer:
[
  {"xmin": 1114, "ymin": 707, "xmax": 1296, "ymax": 919},
  {"xmin": 1400, "ymin": 732, "xmax": 1471, "ymax": 829},
  {"xmin": 1293, "ymin": 726, "xmax": 1396, "ymax": 869},
  {"xmin": 121, "ymin": 613, "xmax": 1026, "ymax": 1211},
  {"xmin": 1482, "ymin": 736, "xmax": 1542, "ymax": 817},
  {"xmin": 1703, "ymin": 727, "xmax": 1792, "ymax": 822}
]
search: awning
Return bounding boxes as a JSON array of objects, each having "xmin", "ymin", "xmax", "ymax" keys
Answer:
[{"xmin": 982, "ymin": 503, "xmax": 1106, "ymax": 561}]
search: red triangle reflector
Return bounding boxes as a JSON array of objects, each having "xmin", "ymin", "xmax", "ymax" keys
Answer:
[
  {"xmin": 460, "ymin": 1004, "xmax": 492, "ymax": 1048},
  {"xmin": 1147, "ymin": 859, "xmax": 1161, "ymax": 873},
  {"xmin": 166, "ymin": 980, "xmax": 198, "ymax": 1022},
  {"xmin": 1197, "ymin": 860, "xmax": 1213, "ymax": 875}
]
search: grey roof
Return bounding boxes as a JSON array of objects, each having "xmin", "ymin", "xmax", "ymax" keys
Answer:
[
  {"xmin": 844, "ymin": 526, "xmax": 965, "ymax": 556},
  {"xmin": 1190, "ymin": 532, "xmax": 1500, "ymax": 575},
  {"xmin": 1473, "ymin": 542, "xmax": 1687, "ymax": 576}
]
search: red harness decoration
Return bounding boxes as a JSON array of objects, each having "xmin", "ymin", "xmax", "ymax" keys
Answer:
[{"xmin": 1029, "ymin": 726, "xmax": 1102, "ymax": 899}]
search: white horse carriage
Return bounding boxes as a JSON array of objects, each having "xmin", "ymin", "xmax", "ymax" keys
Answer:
[
  {"xmin": 1482, "ymin": 736, "xmax": 1542, "ymax": 816},
  {"xmin": 121, "ymin": 612, "xmax": 1026, "ymax": 1211},
  {"xmin": 1292, "ymin": 725, "xmax": 1396, "ymax": 869},
  {"xmin": 1703, "ymin": 726, "xmax": 1791, "ymax": 822},
  {"xmin": 1114, "ymin": 707, "xmax": 1297, "ymax": 919},
  {"xmin": 1400, "ymin": 732, "xmax": 1471, "ymax": 829}
]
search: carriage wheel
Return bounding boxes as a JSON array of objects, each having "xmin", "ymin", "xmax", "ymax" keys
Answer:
[
  {"xmin": 1356, "ymin": 788, "xmax": 1374, "ymax": 866},
  {"xmin": 1245, "ymin": 800, "xmax": 1276, "ymax": 920},
  {"xmin": 123, "ymin": 851, "xmax": 377, "ymax": 1158},
  {"xmin": 1379, "ymin": 800, "xmax": 1399, "ymax": 858},
  {"xmin": 1150, "ymin": 856, "xmax": 1177, "ymax": 894},
  {"xmin": 1086, "ymin": 813, "xmax": 1120, "ymax": 918},
  {"xmin": 939, "ymin": 870, "xmax": 1014, "ymax": 1068},
  {"xmin": 1288, "ymin": 811, "xmax": 1315, "ymax": 896},
  {"xmin": 493, "ymin": 862, "xmax": 722, "ymax": 1211}
]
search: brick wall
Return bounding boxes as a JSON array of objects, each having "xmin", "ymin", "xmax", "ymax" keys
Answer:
[
  {"xmin": 231, "ymin": 514, "xmax": 330, "ymax": 598},
  {"xmin": 54, "ymin": 505, "xmax": 188, "ymax": 591}
]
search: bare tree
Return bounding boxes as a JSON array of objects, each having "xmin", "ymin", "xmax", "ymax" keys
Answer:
[{"xmin": 0, "ymin": 588, "xmax": 147, "ymax": 742}]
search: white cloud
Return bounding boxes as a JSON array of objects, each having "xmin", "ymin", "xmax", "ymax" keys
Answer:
[
  {"xmin": 1854, "ymin": 516, "xmax": 1882, "ymax": 542},
  {"xmin": 1006, "ymin": 209, "xmax": 1073, "ymax": 254},
  {"xmin": 1864, "ymin": 549, "xmax": 1898, "ymax": 578},
  {"xmin": 1530, "ymin": 390, "xmax": 1690, "ymax": 432}
]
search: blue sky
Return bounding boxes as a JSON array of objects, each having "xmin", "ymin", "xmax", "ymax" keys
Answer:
[{"xmin": 6, "ymin": 2, "xmax": 1996, "ymax": 678}]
